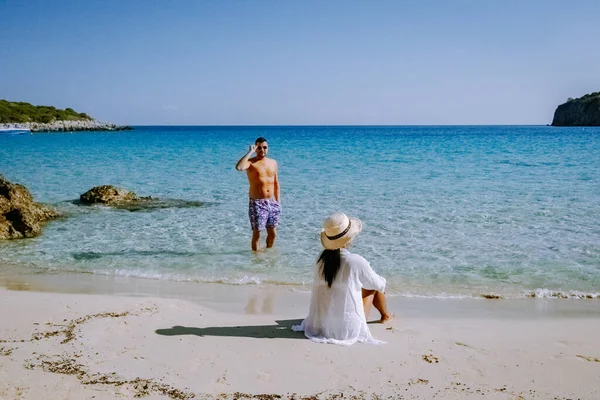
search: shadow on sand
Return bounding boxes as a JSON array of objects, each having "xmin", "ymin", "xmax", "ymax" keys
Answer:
[{"xmin": 155, "ymin": 319, "xmax": 305, "ymax": 340}]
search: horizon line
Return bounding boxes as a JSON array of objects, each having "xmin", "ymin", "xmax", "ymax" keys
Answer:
[{"xmin": 126, "ymin": 124, "xmax": 555, "ymax": 127}]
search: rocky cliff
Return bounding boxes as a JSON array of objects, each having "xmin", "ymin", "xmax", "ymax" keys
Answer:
[
  {"xmin": 0, "ymin": 176, "xmax": 60, "ymax": 239},
  {"xmin": 551, "ymin": 92, "xmax": 600, "ymax": 126}
]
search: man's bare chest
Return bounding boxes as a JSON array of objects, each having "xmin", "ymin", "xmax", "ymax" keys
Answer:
[{"xmin": 249, "ymin": 161, "xmax": 275, "ymax": 178}]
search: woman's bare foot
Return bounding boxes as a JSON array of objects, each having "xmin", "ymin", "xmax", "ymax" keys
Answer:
[{"xmin": 379, "ymin": 313, "xmax": 395, "ymax": 323}]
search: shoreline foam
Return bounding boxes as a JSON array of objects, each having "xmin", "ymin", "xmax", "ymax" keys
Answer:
[
  {"xmin": 1, "ymin": 265, "xmax": 599, "ymax": 303},
  {"xmin": 2, "ymin": 272, "xmax": 600, "ymax": 320}
]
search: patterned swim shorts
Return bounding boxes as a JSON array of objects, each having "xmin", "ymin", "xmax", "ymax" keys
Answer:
[{"xmin": 248, "ymin": 198, "xmax": 281, "ymax": 231}]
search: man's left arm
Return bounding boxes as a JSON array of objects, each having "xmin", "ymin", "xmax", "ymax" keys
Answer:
[{"xmin": 274, "ymin": 162, "xmax": 280, "ymax": 204}]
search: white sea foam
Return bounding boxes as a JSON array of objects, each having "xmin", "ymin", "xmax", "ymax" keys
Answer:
[
  {"xmin": 392, "ymin": 292, "xmax": 476, "ymax": 299},
  {"xmin": 207, "ymin": 275, "xmax": 263, "ymax": 285},
  {"xmin": 526, "ymin": 289, "xmax": 600, "ymax": 300}
]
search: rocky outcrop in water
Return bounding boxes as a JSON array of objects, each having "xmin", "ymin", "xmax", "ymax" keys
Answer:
[
  {"xmin": 0, "ymin": 120, "xmax": 133, "ymax": 132},
  {"xmin": 78, "ymin": 185, "xmax": 205, "ymax": 212},
  {"xmin": 551, "ymin": 91, "xmax": 600, "ymax": 126},
  {"xmin": 0, "ymin": 176, "xmax": 60, "ymax": 239},
  {"xmin": 80, "ymin": 186, "xmax": 139, "ymax": 205}
]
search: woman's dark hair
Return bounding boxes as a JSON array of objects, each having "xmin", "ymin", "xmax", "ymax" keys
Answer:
[{"xmin": 318, "ymin": 249, "xmax": 341, "ymax": 288}]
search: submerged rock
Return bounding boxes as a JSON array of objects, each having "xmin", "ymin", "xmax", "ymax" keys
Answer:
[
  {"xmin": 0, "ymin": 175, "xmax": 60, "ymax": 239},
  {"xmin": 113, "ymin": 198, "xmax": 206, "ymax": 212},
  {"xmin": 78, "ymin": 185, "xmax": 205, "ymax": 211},
  {"xmin": 551, "ymin": 91, "xmax": 600, "ymax": 126}
]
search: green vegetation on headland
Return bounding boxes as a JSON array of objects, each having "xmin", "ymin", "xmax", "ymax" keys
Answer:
[
  {"xmin": 552, "ymin": 91, "xmax": 600, "ymax": 126},
  {"xmin": 0, "ymin": 99, "xmax": 91, "ymax": 123},
  {"xmin": 0, "ymin": 99, "xmax": 132, "ymax": 132}
]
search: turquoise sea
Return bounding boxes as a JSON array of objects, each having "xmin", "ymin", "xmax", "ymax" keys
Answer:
[{"xmin": 1, "ymin": 126, "xmax": 599, "ymax": 299}]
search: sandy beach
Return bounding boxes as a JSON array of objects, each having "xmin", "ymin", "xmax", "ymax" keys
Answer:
[{"xmin": 1, "ymin": 276, "xmax": 599, "ymax": 400}]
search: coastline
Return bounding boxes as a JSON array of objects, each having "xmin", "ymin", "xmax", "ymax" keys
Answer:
[
  {"xmin": 0, "ymin": 120, "xmax": 132, "ymax": 132},
  {"xmin": 1, "ymin": 274, "xmax": 599, "ymax": 399},
  {"xmin": 2, "ymin": 272, "xmax": 600, "ymax": 319}
]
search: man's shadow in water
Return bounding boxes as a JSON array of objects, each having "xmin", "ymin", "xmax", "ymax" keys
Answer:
[{"xmin": 155, "ymin": 319, "xmax": 305, "ymax": 340}]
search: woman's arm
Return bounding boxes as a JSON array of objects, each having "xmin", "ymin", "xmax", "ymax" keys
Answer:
[{"xmin": 356, "ymin": 256, "xmax": 386, "ymax": 292}]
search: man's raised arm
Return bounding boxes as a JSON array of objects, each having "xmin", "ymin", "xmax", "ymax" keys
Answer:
[{"xmin": 235, "ymin": 145, "xmax": 256, "ymax": 171}]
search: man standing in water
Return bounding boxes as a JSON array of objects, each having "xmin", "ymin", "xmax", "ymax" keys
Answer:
[{"xmin": 235, "ymin": 137, "xmax": 281, "ymax": 251}]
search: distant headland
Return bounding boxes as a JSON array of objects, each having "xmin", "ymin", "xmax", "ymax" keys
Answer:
[
  {"xmin": 0, "ymin": 99, "xmax": 132, "ymax": 132},
  {"xmin": 551, "ymin": 91, "xmax": 600, "ymax": 126}
]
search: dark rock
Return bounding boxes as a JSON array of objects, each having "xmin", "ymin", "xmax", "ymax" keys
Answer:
[
  {"xmin": 481, "ymin": 294, "xmax": 504, "ymax": 300},
  {"xmin": 0, "ymin": 175, "xmax": 60, "ymax": 239},
  {"xmin": 551, "ymin": 91, "xmax": 600, "ymax": 126},
  {"xmin": 79, "ymin": 185, "xmax": 138, "ymax": 205}
]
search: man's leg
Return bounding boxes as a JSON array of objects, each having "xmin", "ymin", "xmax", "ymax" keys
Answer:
[
  {"xmin": 265, "ymin": 200, "xmax": 281, "ymax": 249},
  {"xmin": 249, "ymin": 199, "xmax": 264, "ymax": 251},
  {"xmin": 266, "ymin": 226, "xmax": 277, "ymax": 248},
  {"xmin": 252, "ymin": 230, "xmax": 261, "ymax": 251}
]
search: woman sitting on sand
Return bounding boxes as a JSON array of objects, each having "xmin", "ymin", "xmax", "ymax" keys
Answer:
[{"xmin": 292, "ymin": 212, "xmax": 392, "ymax": 345}]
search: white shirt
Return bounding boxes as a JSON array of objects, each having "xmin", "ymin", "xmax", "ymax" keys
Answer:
[{"xmin": 292, "ymin": 248, "xmax": 387, "ymax": 346}]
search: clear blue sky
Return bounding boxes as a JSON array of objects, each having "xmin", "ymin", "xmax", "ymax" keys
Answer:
[{"xmin": 1, "ymin": 0, "xmax": 599, "ymax": 125}]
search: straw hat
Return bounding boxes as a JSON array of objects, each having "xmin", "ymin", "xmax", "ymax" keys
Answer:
[{"xmin": 320, "ymin": 212, "xmax": 363, "ymax": 250}]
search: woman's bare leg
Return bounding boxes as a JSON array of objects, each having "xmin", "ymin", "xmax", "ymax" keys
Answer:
[
  {"xmin": 373, "ymin": 291, "xmax": 392, "ymax": 322},
  {"xmin": 362, "ymin": 289, "xmax": 392, "ymax": 323},
  {"xmin": 362, "ymin": 289, "xmax": 375, "ymax": 319}
]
